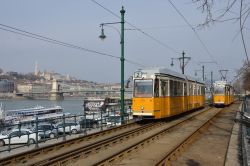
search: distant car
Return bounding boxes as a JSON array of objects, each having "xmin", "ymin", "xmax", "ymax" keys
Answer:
[
  {"xmin": 56, "ymin": 122, "xmax": 81, "ymax": 134},
  {"xmin": 0, "ymin": 129, "xmax": 40, "ymax": 146},
  {"xmin": 33, "ymin": 123, "xmax": 58, "ymax": 139},
  {"xmin": 79, "ymin": 118, "xmax": 99, "ymax": 129},
  {"xmin": 107, "ymin": 115, "xmax": 121, "ymax": 126}
]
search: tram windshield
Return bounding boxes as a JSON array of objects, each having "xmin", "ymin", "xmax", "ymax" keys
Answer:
[
  {"xmin": 134, "ymin": 80, "xmax": 153, "ymax": 97},
  {"xmin": 214, "ymin": 87, "xmax": 225, "ymax": 95}
]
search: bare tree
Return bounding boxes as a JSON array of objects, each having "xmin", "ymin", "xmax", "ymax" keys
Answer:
[{"xmin": 193, "ymin": 0, "xmax": 250, "ymax": 64}]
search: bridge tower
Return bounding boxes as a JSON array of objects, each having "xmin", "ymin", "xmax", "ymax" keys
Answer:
[{"xmin": 49, "ymin": 79, "xmax": 64, "ymax": 100}]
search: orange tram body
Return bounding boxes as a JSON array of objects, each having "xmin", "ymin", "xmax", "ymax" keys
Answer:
[
  {"xmin": 132, "ymin": 67, "xmax": 205, "ymax": 119},
  {"xmin": 213, "ymin": 81, "xmax": 234, "ymax": 107}
]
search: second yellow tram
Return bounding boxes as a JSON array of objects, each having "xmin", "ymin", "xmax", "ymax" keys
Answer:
[{"xmin": 213, "ymin": 81, "xmax": 234, "ymax": 107}]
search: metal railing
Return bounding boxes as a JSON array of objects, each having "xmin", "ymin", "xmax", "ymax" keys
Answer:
[
  {"xmin": 241, "ymin": 96, "xmax": 249, "ymax": 166},
  {"xmin": 0, "ymin": 109, "xmax": 134, "ymax": 154}
]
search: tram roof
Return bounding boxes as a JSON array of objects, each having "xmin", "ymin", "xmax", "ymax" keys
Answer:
[{"xmin": 136, "ymin": 67, "xmax": 204, "ymax": 84}]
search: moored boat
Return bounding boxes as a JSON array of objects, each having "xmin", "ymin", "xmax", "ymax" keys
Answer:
[{"xmin": 0, "ymin": 104, "xmax": 68, "ymax": 124}]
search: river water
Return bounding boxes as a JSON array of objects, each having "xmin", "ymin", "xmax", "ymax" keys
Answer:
[{"xmin": 0, "ymin": 98, "xmax": 84, "ymax": 115}]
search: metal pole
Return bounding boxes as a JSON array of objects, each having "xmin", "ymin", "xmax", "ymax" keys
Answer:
[
  {"xmin": 120, "ymin": 6, "xmax": 125, "ymax": 124},
  {"xmin": 182, "ymin": 51, "xmax": 185, "ymax": 74},
  {"xmin": 211, "ymin": 71, "xmax": 213, "ymax": 87},
  {"xmin": 202, "ymin": 65, "xmax": 205, "ymax": 81}
]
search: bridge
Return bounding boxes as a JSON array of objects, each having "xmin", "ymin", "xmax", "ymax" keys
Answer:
[{"xmin": 15, "ymin": 80, "xmax": 132, "ymax": 100}]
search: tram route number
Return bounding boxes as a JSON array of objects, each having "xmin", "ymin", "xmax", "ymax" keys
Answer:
[{"xmin": 134, "ymin": 71, "xmax": 142, "ymax": 78}]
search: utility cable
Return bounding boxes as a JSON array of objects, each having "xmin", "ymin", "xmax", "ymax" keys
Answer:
[
  {"xmin": 0, "ymin": 23, "xmax": 119, "ymax": 59},
  {"xmin": 0, "ymin": 24, "xmax": 145, "ymax": 67},
  {"xmin": 91, "ymin": 0, "xmax": 181, "ymax": 55}
]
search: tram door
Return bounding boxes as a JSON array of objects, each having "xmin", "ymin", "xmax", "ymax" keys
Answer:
[{"xmin": 160, "ymin": 79, "xmax": 168, "ymax": 117}]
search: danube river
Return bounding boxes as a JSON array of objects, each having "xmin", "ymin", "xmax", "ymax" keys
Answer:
[{"xmin": 0, "ymin": 98, "xmax": 84, "ymax": 115}]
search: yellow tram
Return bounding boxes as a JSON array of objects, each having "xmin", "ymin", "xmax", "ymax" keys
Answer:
[
  {"xmin": 132, "ymin": 67, "xmax": 205, "ymax": 119},
  {"xmin": 213, "ymin": 81, "xmax": 234, "ymax": 107}
]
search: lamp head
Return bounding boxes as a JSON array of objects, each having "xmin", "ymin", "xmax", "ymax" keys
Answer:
[{"xmin": 99, "ymin": 27, "xmax": 106, "ymax": 40}]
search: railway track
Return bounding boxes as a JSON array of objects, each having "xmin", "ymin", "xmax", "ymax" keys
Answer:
[
  {"xmin": 93, "ymin": 107, "xmax": 219, "ymax": 166},
  {"xmin": 1, "ymin": 119, "xmax": 171, "ymax": 166},
  {"xmin": 13, "ymin": 106, "xmax": 212, "ymax": 166},
  {"xmin": 169, "ymin": 103, "xmax": 238, "ymax": 166},
  {"xmin": 99, "ymin": 104, "xmax": 237, "ymax": 166},
  {"xmin": 32, "ymin": 121, "xmax": 166, "ymax": 166},
  {"xmin": 156, "ymin": 108, "xmax": 223, "ymax": 166}
]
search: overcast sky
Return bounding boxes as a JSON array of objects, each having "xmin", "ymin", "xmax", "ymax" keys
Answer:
[{"xmin": 0, "ymin": 0, "xmax": 249, "ymax": 83}]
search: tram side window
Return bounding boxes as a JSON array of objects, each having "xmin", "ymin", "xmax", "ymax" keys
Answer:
[
  {"xmin": 184, "ymin": 83, "xmax": 187, "ymax": 96},
  {"xmin": 170, "ymin": 80, "xmax": 175, "ymax": 96},
  {"xmin": 177, "ymin": 81, "xmax": 183, "ymax": 96},
  {"xmin": 174, "ymin": 81, "xmax": 178, "ymax": 96},
  {"xmin": 160, "ymin": 80, "xmax": 168, "ymax": 97},
  {"xmin": 189, "ymin": 84, "xmax": 193, "ymax": 96},
  {"xmin": 154, "ymin": 78, "xmax": 159, "ymax": 97},
  {"xmin": 226, "ymin": 86, "xmax": 230, "ymax": 95},
  {"xmin": 201, "ymin": 86, "xmax": 205, "ymax": 95},
  {"xmin": 170, "ymin": 80, "xmax": 173, "ymax": 96},
  {"xmin": 134, "ymin": 80, "xmax": 153, "ymax": 97},
  {"xmin": 170, "ymin": 80, "xmax": 182, "ymax": 96}
]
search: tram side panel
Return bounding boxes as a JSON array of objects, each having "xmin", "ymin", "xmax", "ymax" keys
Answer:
[{"xmin": 159, "ymin": 96, "xmax": 170, "ymax": 118}]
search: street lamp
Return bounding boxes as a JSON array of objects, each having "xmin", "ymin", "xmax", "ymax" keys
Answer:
[
  {"xmin": 170, "ymin": 51, "xmax": 191, "ymax": 74},
  {"xmin": 99, "ymin": 24, "xmax": 106, "ymax": 40},
  {"xmin": 99, "ymin": 6, "xmax": 125, "ymax": 124}
]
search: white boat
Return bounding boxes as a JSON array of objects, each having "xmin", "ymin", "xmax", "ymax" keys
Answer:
[{"xmin": 0, "ymin": 104, "xmax": 68, "ymax": 124}]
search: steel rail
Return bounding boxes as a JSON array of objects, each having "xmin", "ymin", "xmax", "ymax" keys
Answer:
[
  {"xmin": 0, "ymin": 121, "xmax": 139, "ymax": 165},
  {"xmin": 1, "ymin": 105, "xmax": 212, "ymax": 166},
  {"xmin": 155, "ymin": 107, "xmax": 226, "ymax": 165},
  {"xmin": 29, "ymin": 121, "xmax": 164, "ymax": 166},
  {"xmin": 94, "ymin": 107, "xmax": 214, "ymax": 166},
  {"xmin": 25, "ymin": 107, "xmax": 212, "ymax": 165}
]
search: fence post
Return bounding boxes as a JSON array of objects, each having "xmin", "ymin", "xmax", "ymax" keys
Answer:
[
  {"xmin": 63, "ymin": 114, "xmax": 66, "ymax": 141},
  {"xmin": 114, "ymin": 108, "xmax": 116, "ymax": 127},
  {"xmin": 8, "ymin": 135, "xmax": 11, "ymax": 151},
  {"xmin": 35, "ymin": 116, "xmax": 39, "ymax": 148},
  {"xmin": 84, "ymin": 112, "xmax": 87, "ymax": 135},
  {"xmin": 100, "ymin": 109, "xmax": 103, "ymax": 131}
]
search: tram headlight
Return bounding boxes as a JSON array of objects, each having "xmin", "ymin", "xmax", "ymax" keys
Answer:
[{"xmin": 141, "ymin": 106, "xmax": 144, "ymax": 110}]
